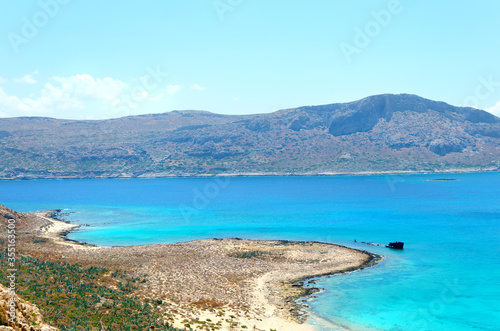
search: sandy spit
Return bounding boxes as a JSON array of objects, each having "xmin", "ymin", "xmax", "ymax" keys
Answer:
[{"xmin": 24, "ymin": 211, "xmax": 380, "ymax": 331}]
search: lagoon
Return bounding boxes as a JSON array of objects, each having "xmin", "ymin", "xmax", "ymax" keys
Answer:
[{"xmin": 1, "ymin": 172, "xmax": 499, "ymax": 330}]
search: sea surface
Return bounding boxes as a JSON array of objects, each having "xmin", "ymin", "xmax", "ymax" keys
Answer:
[{"xmin": 1, "ymin": 173, "xmax": 499, "ymax": 330}]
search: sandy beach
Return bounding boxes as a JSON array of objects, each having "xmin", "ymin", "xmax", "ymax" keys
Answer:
[
  {"xmin": 33, "ymin": 211, "xmax": 83, "ymax": 247},
  {"xmin": 2, "ymin": 207, "xmax": 380, "ymax": 330}
]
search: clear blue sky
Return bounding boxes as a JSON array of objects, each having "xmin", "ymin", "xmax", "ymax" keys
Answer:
[{"xmin": 1, "ymin": 0, "xmax": 499, "ymax": 119}]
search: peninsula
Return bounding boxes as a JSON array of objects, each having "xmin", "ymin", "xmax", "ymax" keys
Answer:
[{"xmin": 0, "ymin": 205, "xmax": 379, "ymax": 330}]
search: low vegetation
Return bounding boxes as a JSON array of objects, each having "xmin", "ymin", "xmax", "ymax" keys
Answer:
[
  {"xmin": 0, "ymin": 250, "xmax": 182, "ymax": 330},
  {"xmin": 228, "ymin": 251, "xmax": 269, "ymax": 260}
]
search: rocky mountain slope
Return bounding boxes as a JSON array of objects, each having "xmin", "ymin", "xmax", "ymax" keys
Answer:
[{"xmin": 0, "ymin": 94, "xmax": 499, "ymax": 179}]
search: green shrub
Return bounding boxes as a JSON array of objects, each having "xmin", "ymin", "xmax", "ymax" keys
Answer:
[{"xmin": 0, "ymin": 250, "xmax": 183, "ymax": 330}]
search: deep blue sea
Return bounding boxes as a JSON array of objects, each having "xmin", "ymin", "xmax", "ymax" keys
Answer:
[{"xmin": 1, "ymin": 173, "xmax": 499, "ymax": 330}]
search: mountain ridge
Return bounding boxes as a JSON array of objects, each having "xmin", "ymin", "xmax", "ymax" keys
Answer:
[{"xmin": 1, "ymin": 94, "xmax": 499, "ymax": 179}]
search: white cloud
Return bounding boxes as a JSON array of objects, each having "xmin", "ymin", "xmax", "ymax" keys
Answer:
[
  {"xmin": 15, "ymin": 74, "xmax": 37, "ymax": 84},
  {"xmin": 487, "ymin": 102, "xmax": 500, "ymax": 117},
  {"xmin": 0, "ymin": 74, "xmax": 129, "ymax": 119},
  {"xmin": 0, "ymin": 77, "xmax": 7, "ymax": 84},
  {"xmin": 150, "ymin": 93, "xmax": 165, "ymax": 102},
  {"xmin": 166, "ymin": 84, "xmax": 182, "ymax": 95},
  {"xmin": 191, "ymin": 83, "xmax": 207, "ymax": 91},
  {"xmin": 52, "ymin": 74, "xmax": 127, "ymax": 101},
  {"xmin": 135, "ymin": 91, "xmax": 149, "ymax": 98}
]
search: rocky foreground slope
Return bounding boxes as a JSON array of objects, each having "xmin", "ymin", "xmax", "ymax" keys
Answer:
[
  {"xmin": 0, "ymin": 284, "xmax": 58, "ymax": 331},
  {"xmin": 0, "ymin": 206, "xmax": 57, "ymax": 330},
  {"xmin": 0, "ymin": 94, "xmax": 499, "ymax": 179}
]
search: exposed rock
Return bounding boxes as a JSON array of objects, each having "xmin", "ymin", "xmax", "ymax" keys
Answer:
[
  {"xmin": 289, "ymin": 115, "xmax": 310, "ymax": 131},
  {"xmin": 0, "ymin": 285, "xmax": 58, "ymax": 331},
  {"xmin": 473, "ymin": 124, "xmax": 500, "ymax": 138},
  {"xmin": 245, "ymin": 119, "xmax": 272, "ymax": 132},
  {"xmin": 328, "ymin": 95, "xmax": 393, "ymax": 136},
  {"xmin": 429, "ymin": 138, "xmax": 465, "ymax": 156}
]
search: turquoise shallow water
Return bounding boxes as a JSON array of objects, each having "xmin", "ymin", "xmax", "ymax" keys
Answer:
[{"xmin": 1, "ymin": 173, "xmax": 499, "ymax": 330}]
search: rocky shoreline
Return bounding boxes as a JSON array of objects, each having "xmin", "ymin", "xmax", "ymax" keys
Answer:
[
  {"xmin": 1, "ymin": 167, "xmax": 498, "ymax": 180},
  {"xmin": 285, "ymin": 249, "xmax": 382, "ymax": 323},
  {"xmin": 2, "ymin": 205, "xmax": 381, "ymax": 330}
]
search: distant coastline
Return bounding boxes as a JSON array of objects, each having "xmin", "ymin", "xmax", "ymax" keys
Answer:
[
  {"xmin": 1, "ymin": 167, "xmax": 498, "ymax": 181},
  {"xmin": 2, "ymin": 94, "xmax": 499, "ymax": 183}
]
